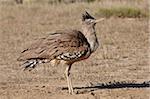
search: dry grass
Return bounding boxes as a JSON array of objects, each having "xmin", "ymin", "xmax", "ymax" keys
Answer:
[
  {"xmin": 97, "ymin": 7, "xmax": 148, "ymax": 18},
  {"xmin": 0, "ymin": 0, "xmax": 149, "ymax": 99}
]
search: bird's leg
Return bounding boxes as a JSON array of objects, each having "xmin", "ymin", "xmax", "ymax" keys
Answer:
[{"xmin": 65, "ymin": 64, "xmax": 74, "ymax": 94}]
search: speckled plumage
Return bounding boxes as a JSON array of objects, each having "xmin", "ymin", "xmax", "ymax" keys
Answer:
[
  {"xmin": 18, "ymin": 30, "xmax": 91, "ymax": 65},
  {"xmin": 17, "ymin": 11, "xmax": 104, "ymax": 94}
]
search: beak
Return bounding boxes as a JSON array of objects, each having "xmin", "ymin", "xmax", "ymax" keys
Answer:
[{"xmin": 95, "ymin": 18, "xmax": 105, "ymax": 23}]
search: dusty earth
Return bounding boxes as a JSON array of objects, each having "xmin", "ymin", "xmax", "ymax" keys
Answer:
[{"xmin": 0, "ymin": 1, "xmax": 150, "ymax": 99}]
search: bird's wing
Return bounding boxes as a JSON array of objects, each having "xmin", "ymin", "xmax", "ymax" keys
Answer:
[{"xmin": 18, "ymin": 30, "xmax": 91, "ymax": 61}]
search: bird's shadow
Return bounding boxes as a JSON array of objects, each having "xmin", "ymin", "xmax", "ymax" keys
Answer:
[{"xmin": 62, "ymin": 81, "xmax": 150, "ymax": 94}]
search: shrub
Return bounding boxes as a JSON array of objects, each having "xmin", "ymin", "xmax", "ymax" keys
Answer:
[{"xmin": 97, "ymin": 7, "xmax": 148, "ymax": 18}]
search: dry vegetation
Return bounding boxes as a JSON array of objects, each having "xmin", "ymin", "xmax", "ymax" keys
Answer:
[{"xmin": 0, "ymin": 0, "xmax": 149, "ymax": 99}]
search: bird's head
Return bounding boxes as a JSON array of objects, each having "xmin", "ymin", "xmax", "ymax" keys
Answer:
[{"xmin": 82, "ymin": 11, "xmax": 104, "ymax": 27}]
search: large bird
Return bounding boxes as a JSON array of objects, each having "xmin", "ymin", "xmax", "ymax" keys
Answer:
[{"xmin": 18, "ymin": 11, "xmax": 104, "ymax": 94}]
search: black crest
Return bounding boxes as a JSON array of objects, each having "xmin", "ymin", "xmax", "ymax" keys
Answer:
[{"xmin": 82, "ymin": 11, "xmax": 95, "ymax": 21}]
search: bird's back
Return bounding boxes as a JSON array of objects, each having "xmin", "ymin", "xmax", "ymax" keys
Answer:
[{"xmin": 18, "ymin": 29, "xmax": 91, "ymax": 65}]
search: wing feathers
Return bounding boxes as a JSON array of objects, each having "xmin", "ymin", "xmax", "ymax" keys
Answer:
[{"xmin": 18, "ymin": 30, "xmax": 90, "ymax": 62}]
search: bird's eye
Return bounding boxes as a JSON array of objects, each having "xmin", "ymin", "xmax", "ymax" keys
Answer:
[
  {"xmin": 89, "ymin": 19, "xmax": 94, "ymax": 23},
  {"xmin": 85, "ymin": 19, "xmax": 94, "ymax": 24}
]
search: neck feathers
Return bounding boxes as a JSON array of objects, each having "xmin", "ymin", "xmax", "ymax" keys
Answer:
[{"xmin": 82, "ymin": 25, "xmax": 99, "ymax": 53}]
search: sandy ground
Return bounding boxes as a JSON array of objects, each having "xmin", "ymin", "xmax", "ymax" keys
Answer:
[{"xmin": 0, "ymin": 2, "xmax": 150, "ymax": 99}]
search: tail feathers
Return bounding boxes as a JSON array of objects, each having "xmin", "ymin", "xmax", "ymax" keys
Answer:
[{"xmin": 22, "ymin": 59, "xmax": 39, "ymax": 71}]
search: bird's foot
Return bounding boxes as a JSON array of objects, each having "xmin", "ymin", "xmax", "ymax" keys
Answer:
[
  {"xmin": 68, "ymin": 89, "xmax": 75, "ymax": 95},
  {"xmin": 69, "ymin": 91, "xmax": 75, "ymax": 95}
]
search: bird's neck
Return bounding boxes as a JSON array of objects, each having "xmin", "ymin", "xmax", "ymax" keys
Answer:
[{"xmin": 82, "ymin": 25, "xmax": 99, "ymax": 53}]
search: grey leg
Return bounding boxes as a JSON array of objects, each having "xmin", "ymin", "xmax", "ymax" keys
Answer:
[{"xmin": 65, "ymin": 64, "xmax": 74, "ymax": 94}]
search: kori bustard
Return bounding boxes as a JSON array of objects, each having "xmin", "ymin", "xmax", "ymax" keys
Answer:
[{"xmin": 18, "ymin": 11, "xmax": 104, "ymax": 94}]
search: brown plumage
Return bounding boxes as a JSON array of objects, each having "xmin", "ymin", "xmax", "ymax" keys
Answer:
[
  {"xmin": 18, "ymin": 30, "xmax": 90, "ymax": 62},
  {"xmin": 18, "ymin": 11, "xmax": 104, "ymax": 94}
]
